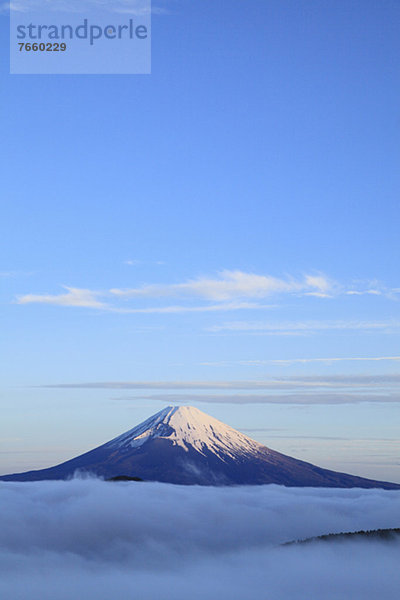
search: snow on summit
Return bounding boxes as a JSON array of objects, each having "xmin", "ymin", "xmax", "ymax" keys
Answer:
[{"xmin": 107, "ymin": 405, "xmax": 264, "ymax": 460}]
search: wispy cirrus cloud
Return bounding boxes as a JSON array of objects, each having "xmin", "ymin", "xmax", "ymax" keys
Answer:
[
  {"xmin": 16, "ymin": 286, "xmax": 271, "ymax": 314},
  {"xmin": 115, "ymin": 302, "xmax": 271, "ymax": 314},
  {"xmin": 200, "ymin": 357, "xmax": 400, "ymax": 368},
  {"xmin": 124, "ymin": 259, "xmax": 142, "ymax": 266},
  {"xmin": 16, "ymin": 270, "xmax": 333, "ymax": 312},
  {"xmin": 346, "ymin": 290, "xmax": 382, "ymax": 296},
  {"xmin": 110, "ymin": 270, "xmax": 334, "ymax": 301},
  {"xmin": 252, "ymin": 356, "xmax": 400, "ymax": 366},
  {"xmin": 0, "ymin": 270, "xmax": 35, "ymax": 278},
  {"xmin": 124, "ymin": 259, "xmax": 166, "ymax": 266},
  {"xmin": 15, "ymin": 269, "xmax": 398, "ymax": 314},
  {"xmin": 208, "ymin": 319, "xmax": 400, "ymax": 335}
]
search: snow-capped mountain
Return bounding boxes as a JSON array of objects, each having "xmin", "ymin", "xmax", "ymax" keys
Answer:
[
  {"xmin": 109, "ymin": 405, "xmax": 264, "ymax": 459},
  {"xmin": 1, "ymin": 405, "xmax": 399, "ymax": 488}
]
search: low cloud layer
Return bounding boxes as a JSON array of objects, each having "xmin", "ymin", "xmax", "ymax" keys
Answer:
[
  {"xmin": 0, "ymin": 479, "xmax": 399, "ymax": 600},
  {"xmin": 41, "ymin": 374, "xmax": 400, "ymax": 405},
  {"xmin": 117, "ymin": 392, "xmax": 400, "ymax": 405},
  {"xmin": 41, "ymin": 374, "xmax": 400, "ymax": 389}
]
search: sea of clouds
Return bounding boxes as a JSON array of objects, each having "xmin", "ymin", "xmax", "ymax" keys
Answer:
[{"xmin": 0, "ymin": 478, "xmax": 399, "ymax": 599}]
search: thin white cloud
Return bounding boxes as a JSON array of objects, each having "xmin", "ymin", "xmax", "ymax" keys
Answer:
[
  {"xmin": 15, "ymin": 270, "xmax": 398, "ymax": 314},
  {"xmin": 15, "ymin": 270, "xmax": 332, "ymax": 312},
  {"xmin": 114, "ymin": 302, "xmax": 272, "ymax": 314},
  {"xmin": 17, "ymin": 286, "xmax": 106, "ymax": 309},
  {"xmin": 124, "ymin": 259, "xmax": 142, "ymax": 266},
  {"xmin": 304, "ymin": 274, "xmax": 332, "ymax": 292},
  {"xmin": 208, "ymin": 319, "xmax": 400, "ymax": 335},
  {"xmin": 247, "ymin": 356, "xmax": 400, "ymax": 366},
  {"xmin": 110, "ymin": 270, "xmax": 333, "ymax": 301},
  {"xmin": 303, "ymin": 291, "xmax": 333, "ymax": 298},
  {"xmin": 0, "ymin": 270, "xmax": 35, "ymax": 278},
  {"xmin": 346, "ymin": 290, "xmax": 382, "ymax": 296},
  {"xmin": 124, "ymin": 259, "xmax": 166, "ymax": 267},
  {"xmin": 16, "ymin": 290, "xmax": 272, "ymax": 314},
  {"xmin": 200, "ymin": 357, "xmax": 400, "ymax": 368}
]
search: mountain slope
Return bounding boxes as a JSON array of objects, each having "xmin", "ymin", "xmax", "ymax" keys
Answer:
[{"xmin": 1, "ymin": 406, "xmax": 399, "ymax": 488}]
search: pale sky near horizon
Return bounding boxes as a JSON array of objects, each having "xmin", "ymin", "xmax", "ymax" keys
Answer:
[{"xmin": 1, "ymin": 1, "xmax": 400, "ymax": 481}]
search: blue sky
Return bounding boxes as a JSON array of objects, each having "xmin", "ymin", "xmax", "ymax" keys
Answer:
[{"xmin": 1, "ymin": 0, "xmax": 400, "ymax": 481}]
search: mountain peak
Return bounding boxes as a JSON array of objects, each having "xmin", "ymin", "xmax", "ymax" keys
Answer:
[{"xmin": 107, "ymin": 404, "xmax": 264, "ymax": 460}]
